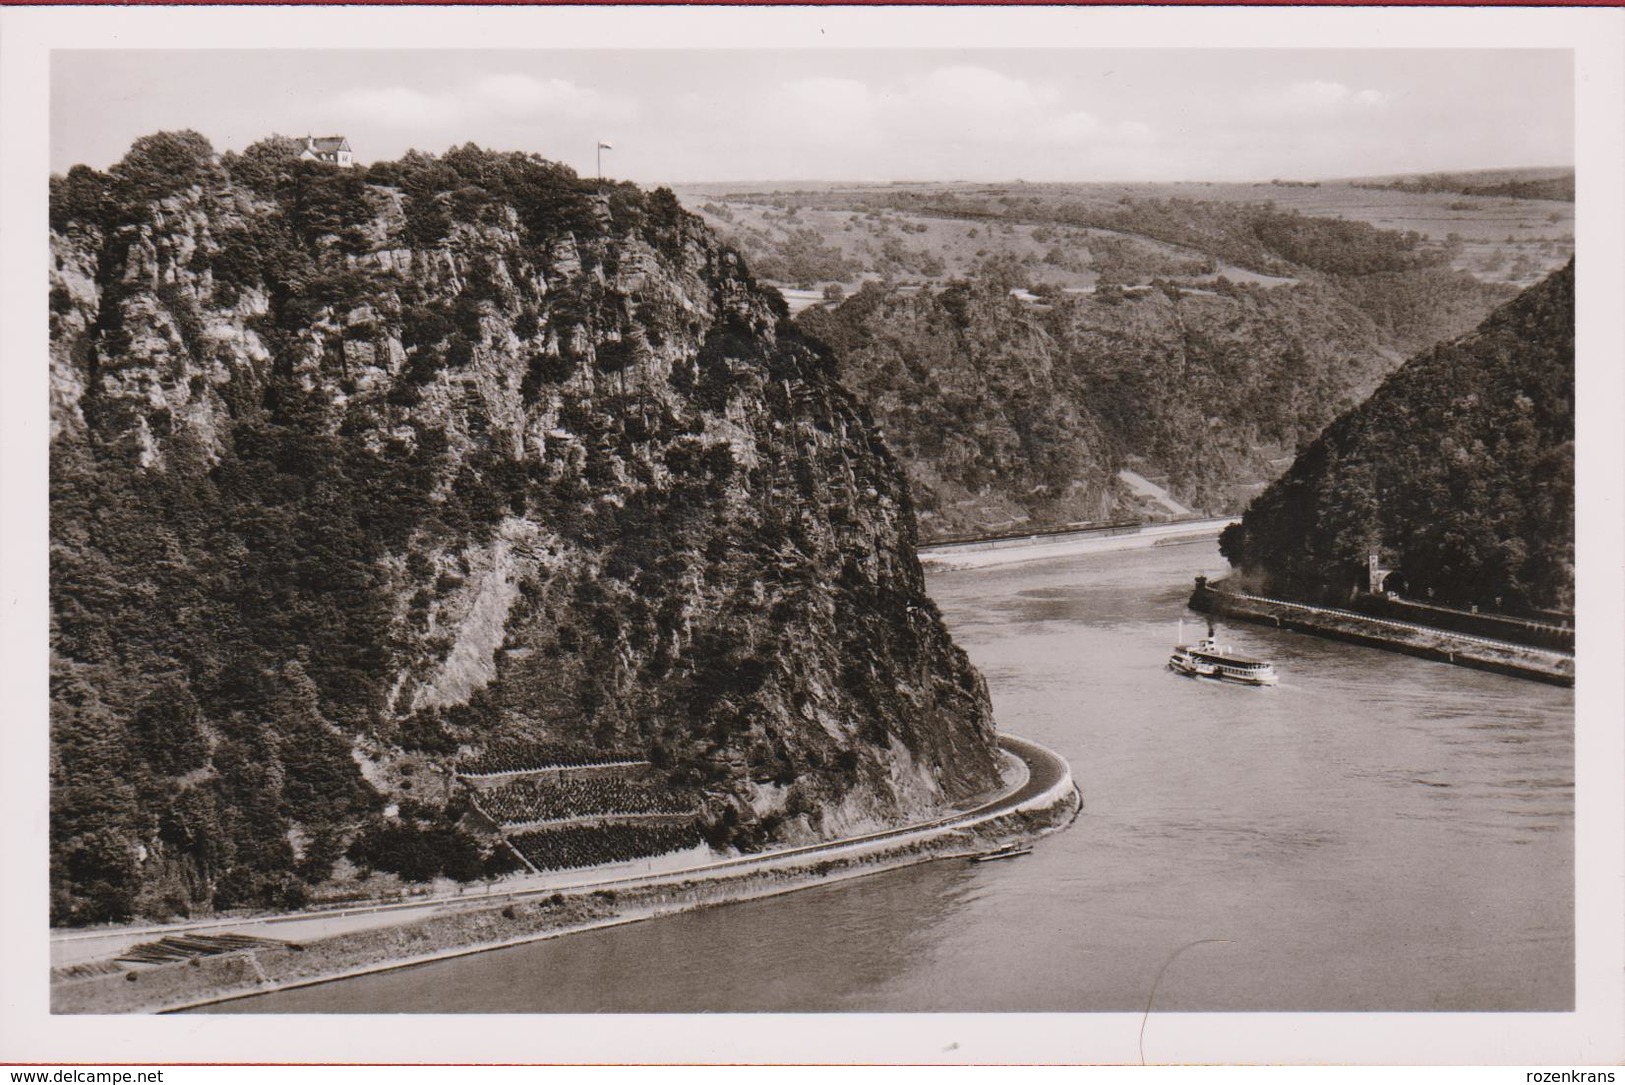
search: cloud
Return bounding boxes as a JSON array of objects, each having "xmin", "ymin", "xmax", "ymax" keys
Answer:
[
  {"xmin": 467, "ymin": 74, "xmax": 632, "ymax": 121},
  {"xmin": 893, "ymin": 68, "xmax": 1157, "ymax": 152},
  {"xmin": 333, "ymin": 73, "xmax": 634, "ymax": 130},
  {"xmin": 748, "ymin": 67, "xmax": 1063, "ymax": 149},
  {"xmin": 890, "ymin": 67, "xmax": 1166, "ymax": 152},
  {"xmin": 331, "ymin": 86, "xmax": 463, "ymax": 128},
  {"xmin": 902, "ymin": 66, "xmax": 1052, "ymax": 118},
  {"xmin": 1040, "ymin": 110, "xmax": 1101, "ymax": 141},
  {"xmin": 1037, "ymin": 111, "xmax": 1154, "ymax": 147},
  {"xmin": 668, "ymin": 64, "xmax": 1159, "ymax": 180},
  {"xmin": 876, "ymin": 66, "xmax": 1058, "ymax": 146},
  {"xmin": 768, "ymin": 77, "xmax": 879, "ymax": 143},
  {"xmin": 1253, "ymin": 80, "xmax": 1389, "ymax": 117}
]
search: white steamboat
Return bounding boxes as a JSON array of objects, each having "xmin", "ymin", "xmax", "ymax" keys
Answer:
[{"xmin": 1169, "ymin": 620, "xmax": 1278, "ymax": 686}]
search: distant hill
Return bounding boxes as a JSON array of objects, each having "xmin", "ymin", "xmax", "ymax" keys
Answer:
[
  {"xmin": 679, "ymin": 177, "xmax": 1573, "ymax": 296},
  {"xmin": 1219, "ymin": 261, "xmax": 1574, "ymax": 614},
  {"xmin": 799, "ymin": 261, "xmax": 1511, "ymax": 536},
  {"xmin": 1347, "ymin": 166, "xmax": 1574, "ymax": 203},
  {"xmin": 683, "ymin": 181, "xmax": 1548, "ymax": 538}
]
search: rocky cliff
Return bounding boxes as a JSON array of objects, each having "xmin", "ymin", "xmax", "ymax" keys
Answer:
[
  {"xmin": 799, "ymin": 268, "xmax": 1506, "ymax": 535},
  {"xmin": 48, "ymin": 133, "xmax": 1001, "ymax": 924},
  {"xmin": 1219, "ymin": 261, "xmax": 1574, "ymax": 613}
]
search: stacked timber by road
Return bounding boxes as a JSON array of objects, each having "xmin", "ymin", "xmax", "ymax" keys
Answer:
[{"xmin": 1189, "ymin": 578, "xmax": 1574, "ymax": 687}]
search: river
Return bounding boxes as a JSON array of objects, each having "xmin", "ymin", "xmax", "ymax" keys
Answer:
[{"xmin": 203, "ymin": 540, "xmax": 1573, "ymax": 1013}]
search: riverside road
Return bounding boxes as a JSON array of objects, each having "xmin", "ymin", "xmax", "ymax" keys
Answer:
[{"xmin": 51, "ymin": 734, "xmax": 1072, "ymax": 970}]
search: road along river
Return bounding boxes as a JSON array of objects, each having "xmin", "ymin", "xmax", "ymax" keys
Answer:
[{"xmin": 203, "ymin": 538, "xmax": 1572, "ymax": 1012}]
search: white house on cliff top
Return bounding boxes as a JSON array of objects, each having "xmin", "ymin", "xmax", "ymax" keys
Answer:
[{"xmin": 299, "ymin": 136, "xmax": 354, "ymax": 168}]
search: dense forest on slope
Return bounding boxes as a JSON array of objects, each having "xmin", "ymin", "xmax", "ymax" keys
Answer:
[
  {"xmin": 797, "ymin": 278, "xmax": 1118, "ymax": 530},
  {"xmin": 1219, "ymin": 261, "xmax": 1574, "ymax": 613},
  {"xmin": 49, "ymin": 133, "xmax": 1001, "ymax": 924},
  {"xmin": 798, "ymin": 262, "xmax": 1507, "ymax": 534}
]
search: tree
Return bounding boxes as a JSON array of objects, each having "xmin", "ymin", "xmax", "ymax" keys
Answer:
[
  {"xmin": 49, "ymin": 166, "xmax": 112, "ymax": 232},
  {"xmin": 131, "ymin": 678, "xmax": 209, "ymax": 777},
  {"xmin": 109, "ymin": 130, "xmax": 218, "ymax": 206}
]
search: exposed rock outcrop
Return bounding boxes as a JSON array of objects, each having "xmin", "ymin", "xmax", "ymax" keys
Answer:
[{"xmin": 49, "ymin": 133, "xmax": 1001, "ymax": 924}]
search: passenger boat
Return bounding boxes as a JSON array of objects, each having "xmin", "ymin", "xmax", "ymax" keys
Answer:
[
  {"xmin": 969, "ymin": 844, "xmax": 1033, "ymax": 863},
  {"xmin": 1168, "ymin": 619, "xmax": 1278, "ymax": 686}
]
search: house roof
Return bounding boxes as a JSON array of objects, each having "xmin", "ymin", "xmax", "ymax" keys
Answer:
[{"xmin": 304, "ymin": 136, "xmax": 351, "ymax": 153}]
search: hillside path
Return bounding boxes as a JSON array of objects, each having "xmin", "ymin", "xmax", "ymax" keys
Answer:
[{"xmin": 1117, "ymin": 469, "xmax": 1196, "ymax": 517}]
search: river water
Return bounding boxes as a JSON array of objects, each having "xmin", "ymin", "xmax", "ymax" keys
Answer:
[{"xmin": 206, "ymin": 541, "xmax": 1573, "ymax": 1013}]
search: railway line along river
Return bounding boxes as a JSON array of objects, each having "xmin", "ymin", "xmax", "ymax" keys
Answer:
[{"xmin": 203, "ymin": 539, "xmax": 1573, "ymax": 1013}]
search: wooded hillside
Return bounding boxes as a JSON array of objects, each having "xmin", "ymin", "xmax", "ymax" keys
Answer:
[
  {"xmin": 1219, "ymin": 261, "xmax": 1574, "ymax": 614},
  {"xmin": 49, "ymin": 133, "xmax": 1001, "ymax": 925}
]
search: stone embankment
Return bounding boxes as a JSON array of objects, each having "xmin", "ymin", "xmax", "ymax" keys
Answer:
[
  {"xmin": 1189, "ymin": 578, "xmax": 1574, "ymax": 687},
  {"xmin": 51, "ymin": 735, "xmax": 1077, "ymax": 1014}
]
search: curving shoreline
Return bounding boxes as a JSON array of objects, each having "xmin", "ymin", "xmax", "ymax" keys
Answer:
[
  {"xmin": 919, "ymin": 518, "xmax": 1233, "ymax": 570},
  {"xmin": 51, "ymin": 734, "xmax": 1078, "ymax": 1014}
]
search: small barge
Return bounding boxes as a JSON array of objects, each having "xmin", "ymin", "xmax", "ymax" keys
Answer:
[{"xmin": 969, "ymin": 844, "xmax": 1033, "ymax": 863}]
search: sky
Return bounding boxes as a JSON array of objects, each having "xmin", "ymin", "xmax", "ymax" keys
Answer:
[{"xmin": 52, "ymin": 49, "xmax": 1573, "ymax": 184}]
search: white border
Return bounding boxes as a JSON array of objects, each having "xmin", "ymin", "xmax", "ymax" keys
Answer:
[{"xmin": 2, "ymin": 5, "xmax": 1621, "ymax": 1067}]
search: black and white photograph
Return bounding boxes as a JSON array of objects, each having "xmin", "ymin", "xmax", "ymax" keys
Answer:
[{"xmin": 3, "ymin": 3, "xmax": 1622, "ymax": 1069}]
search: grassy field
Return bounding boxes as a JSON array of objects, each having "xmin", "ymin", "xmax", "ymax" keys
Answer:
[
  {"xmin": 1108, "ymin": 179, "xmax": 1573, "ymax": 282},
  {"xmin": 673, "ymin": 173, "xmax": 1572, "ymax": 296},
  {"xmin": 674, "ymin": 197, "xmax": 1285, "ymax": 291}
]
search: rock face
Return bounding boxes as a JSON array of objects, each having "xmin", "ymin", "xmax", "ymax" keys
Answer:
[
  {"xmin": 799, "ymin": 268, "xmax": 1510, "ymax": 536},
  {"xmin": 1219, "ymin": 261, "xmax": 1574, "ymax": 614},
  {"xmin": 48, "ymin": 133, "xmax": 1001, "ymax": 925}
]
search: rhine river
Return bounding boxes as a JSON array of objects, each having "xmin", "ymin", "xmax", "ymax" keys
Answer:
[{"xmin": 206, "ymin": 540, "xmax": 1573, "ymax": 1012}]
